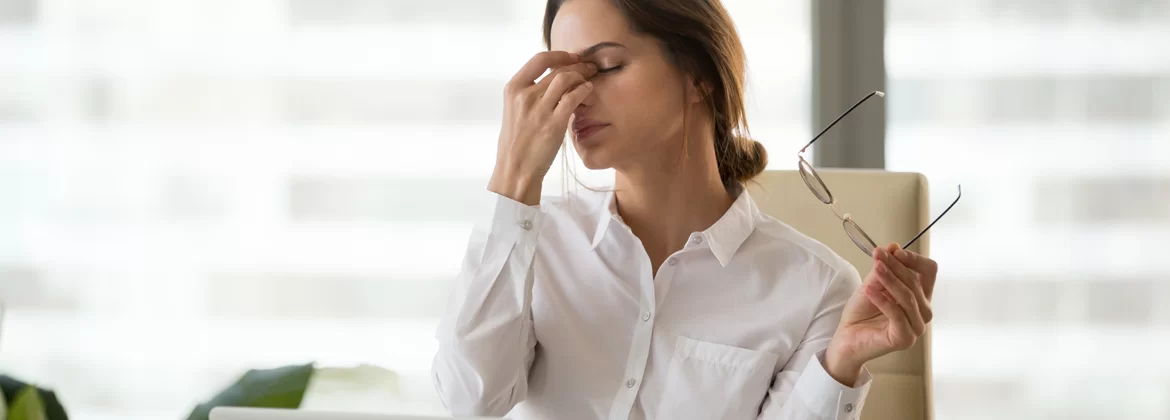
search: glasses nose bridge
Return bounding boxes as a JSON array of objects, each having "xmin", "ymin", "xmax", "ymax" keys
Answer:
[{"xmin": 827, "ymin": 199, "xmax": 847, "ymax": 222}]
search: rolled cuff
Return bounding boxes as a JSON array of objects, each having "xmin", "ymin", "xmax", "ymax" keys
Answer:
[
  {"xmin": 476, "ymin": 190, "xmax": 545, "ymax": 245},
  {"xmin": 793, "ymin": 349, "xmax": 873, "ymax": 420}
]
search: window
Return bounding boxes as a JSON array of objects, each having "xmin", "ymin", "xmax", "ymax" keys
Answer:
[
  {"xmin": 887, "ymin": 2, "xmax": 1170, "ymax": 419},
  {"xmin": 0, "ymin": 1, "xmax": 810, "ymax": 418}
]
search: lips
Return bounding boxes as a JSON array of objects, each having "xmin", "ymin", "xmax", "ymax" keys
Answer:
[{"xmin": 572, "ymin": 118, "xmax": 610, "ymax": 139}]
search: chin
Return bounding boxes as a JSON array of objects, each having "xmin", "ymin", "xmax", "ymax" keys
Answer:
[
  {"xmin": 576, "ymin": 149, "xmax": 613, "ymax": 170},
  {"xmin": 572, "ymin": 138, "xmax": 617, "ymax": 170}
]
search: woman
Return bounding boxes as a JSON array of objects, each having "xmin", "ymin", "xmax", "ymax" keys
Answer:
[{"xmin": 432, "ymin": 0, "xmax": 939, "ymax": 419}]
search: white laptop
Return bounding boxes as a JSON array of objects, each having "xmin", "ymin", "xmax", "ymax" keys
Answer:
[{"xmin": 209, "ymin": 407, "xmax": 504, "ymax": 420}]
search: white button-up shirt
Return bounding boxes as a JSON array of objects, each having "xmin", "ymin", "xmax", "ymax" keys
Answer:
[{"xmin": 433, "ymin": 188, "xmax": 872, "ymax": 420}]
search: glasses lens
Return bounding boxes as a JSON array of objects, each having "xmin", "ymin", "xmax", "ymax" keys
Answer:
[
  {"xmin": 798, "ymin": 160, "xmax": 832, "ymax": 204},
  {"xmin": 843, "ymin": 218, "xmax": 878, "ymax": 255}
]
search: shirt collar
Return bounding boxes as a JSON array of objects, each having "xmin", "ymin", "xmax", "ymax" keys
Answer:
[
  {"xmin": 589, "ymin": 189, "xmax": 760, "ymax": 267},
  {"xmin": 590, "ymin": 191, "xmax": 620, "ymax": 250},
  {"xmin": 701, "ymin": 189, "xmax": 759, "ymax": 266}
]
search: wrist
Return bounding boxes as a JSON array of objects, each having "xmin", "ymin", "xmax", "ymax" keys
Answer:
[
  {"xmin": 824, "ymin": 341, "xmax": 865, "ymax": 387},
  {"xmin": 488, "ymin": 168, "xmax": 544, "ymax": 206}
]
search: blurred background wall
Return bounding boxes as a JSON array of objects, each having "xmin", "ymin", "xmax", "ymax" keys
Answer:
[{"xmin": 0, "ymin": 0, "xmax": 1167, "ymax": 419}]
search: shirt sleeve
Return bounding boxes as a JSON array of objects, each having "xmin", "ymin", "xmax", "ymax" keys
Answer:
[
  {"xmin": 757, "ymin": 265, "xmax": 874, "ymax": 420},
  {"xmin": 431, "ymin": 190, "xmax": 545, "ymax": 417}
]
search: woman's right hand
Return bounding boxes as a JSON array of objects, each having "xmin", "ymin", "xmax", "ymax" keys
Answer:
[{"xmin": 488, "ymin": 51, "xmax": 598, "ymax": 206}]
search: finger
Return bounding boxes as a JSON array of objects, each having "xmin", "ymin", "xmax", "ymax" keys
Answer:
[
  {"xmin": 886, "ymin": 246, "xmax": 934, "ymax": 323},
  {"xmin": 865, "ymin": 281, "xmax": 895, "ymax": 302},
  {"xmin": 540, "ymin": 71, "xmax": 588, "ymax": 110},
  {"xmin": 875, "ymin": 261, "xmax": 926, "ymax": 335},
  {"xmin": 911, "ymin": 280, "xmax": 932, "ymax": 324},
  {"xmin": 864, "ymin": 257, "xmax": 895, "ymax": 301},
  {"xmin": 879, "ymin": 247, "xmax": 919, "ymax": 295},
  {"xmin": 535, "ymin": 62, "xmax": 598, "ymax": 93},
  {"xmin": 507, "ymin": 51, "xmax": 580, "ymax": 91},
  {"xmin": 879, "ymin": 246, "xmax": 912, "ymax": 283},
  {"xmin": 890, "ymin": 246, "xmax": 939, "ymax": 298},
  {"xmin": 553, "ymin": 81, "xmax": 594, "ymax": 120},
  {"xmin": 864, "ymin": 283, "xmax": 916, "ymax": 347}
]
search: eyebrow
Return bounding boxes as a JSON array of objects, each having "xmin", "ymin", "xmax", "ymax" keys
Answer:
[{"xmin": 579, "ymin": 42, "xmax": 626, "ymax": 57}]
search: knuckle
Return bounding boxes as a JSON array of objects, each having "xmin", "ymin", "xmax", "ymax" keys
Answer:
[
  {"xmin": 555, "ymin": 71, "xmax": 583, "ymax": 83},
  {"xmin": 899, "ymin": 336, "xmax": 917, "ymax": 350},
  {"xmin": 511, "ymin": 93, "xmax": 529, "ymax": 109},
  {"xmin": 547, "ymin": 73, "xmax": 565, "ymax": 87}
]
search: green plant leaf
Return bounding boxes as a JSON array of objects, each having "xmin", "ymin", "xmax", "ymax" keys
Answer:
[
  {"xmin": 185, "ymin": 363, "xmax": 315, "ymax": 420},
  {"xmin": 0, "ymin": 375, "xmax": 69, "ymax": 420},
  {"xmin": 10, "ymin": 386, "xmax": 47, "ymax": 420}
]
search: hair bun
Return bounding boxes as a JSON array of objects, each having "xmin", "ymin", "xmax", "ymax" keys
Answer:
[
  {"xmin": 743, "ymin": 139, "xmax": 768, "ymax": 181},
  {"xmin": 732, "ymin": 137, "xmax": 768, "ymax": 183},
  {"xmin": 717, "ymin": 136, "xmax": 768, "ymax": 191}
]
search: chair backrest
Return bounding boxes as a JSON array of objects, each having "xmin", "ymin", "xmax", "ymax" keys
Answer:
[{"xmin": 747, "ymin": 169, "xmax": 934, "ymax": 420}]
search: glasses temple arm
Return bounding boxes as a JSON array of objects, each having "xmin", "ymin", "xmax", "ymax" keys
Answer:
[
  {"xmin": 800, "ymin": 90, "xmax": 885, "ymax": 153},
  {"xmin": 903, "ymin": 185, "xmax": 962, "ymax": 250}
]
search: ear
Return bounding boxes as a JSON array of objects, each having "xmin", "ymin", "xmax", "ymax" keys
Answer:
[{"xmin": 684, "ymin": 73, "xmax": 709, "ymax": 105}]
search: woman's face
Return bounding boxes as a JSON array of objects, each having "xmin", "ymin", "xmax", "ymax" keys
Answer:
[{"xmin": 550, "ymin": 0, "xmax": 696, "ymax": 172}]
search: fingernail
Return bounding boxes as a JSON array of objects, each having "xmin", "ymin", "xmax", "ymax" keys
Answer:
[
  {"xmin": 896, "ymin": 249, "xmax": 908, "ymax": 258},
  {"xmin": 876, "ymin": 248, "xmax": 888, "ymax": 259},
  {"xmin": 586, "ymin": 63, "xmax": 597, "ymax": 71},
  {"xmin": 583, "ymin": 81, "xmax": 593, "ymax": 88}
]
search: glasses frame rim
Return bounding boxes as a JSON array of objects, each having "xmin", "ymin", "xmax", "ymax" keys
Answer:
[{"xmin": 798, "ymin": 90, "xmax": 962, "ymax": 256}]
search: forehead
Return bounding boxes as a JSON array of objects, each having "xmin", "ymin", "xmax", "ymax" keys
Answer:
[{"xmin": 549, "ymin": 0, "xmax": 632, "ymax": 53}]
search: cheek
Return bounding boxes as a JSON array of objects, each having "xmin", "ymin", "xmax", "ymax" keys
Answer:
[{"xmin": 605, "ymin": 66, "xmax": 687, "ymax": 136}]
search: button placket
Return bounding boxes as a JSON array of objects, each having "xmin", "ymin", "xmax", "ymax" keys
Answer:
[{"xmin": 608, "ymin": 263, "xmax": 655, "ymax": 419}]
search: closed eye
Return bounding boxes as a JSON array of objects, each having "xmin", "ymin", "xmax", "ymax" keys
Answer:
[{"xmin": 597, "ymin": 65, "xmax": 623, "ymax": 74}]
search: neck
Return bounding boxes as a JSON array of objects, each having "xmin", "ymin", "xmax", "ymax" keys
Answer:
[{"xmin": 613, "ymin": 135, "xmax": 735, "ymax": 266}]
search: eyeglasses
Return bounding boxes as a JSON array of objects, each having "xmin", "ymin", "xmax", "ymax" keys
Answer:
[{"xmin": 798, "ymin": 90, "xmax": 962, "ymax": 256}]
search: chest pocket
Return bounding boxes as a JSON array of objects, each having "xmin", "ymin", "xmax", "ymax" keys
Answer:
[{"xmin": 655, "ymin": 336, "xmax": 780, "ymax": 420}]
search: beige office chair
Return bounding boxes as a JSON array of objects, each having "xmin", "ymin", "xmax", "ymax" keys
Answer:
[{"xmin": 747, "ymin": 169, "xmax": 935, "ymax": 420}]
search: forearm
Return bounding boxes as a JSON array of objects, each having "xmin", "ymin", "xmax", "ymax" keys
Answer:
[{"xmin": 432, "ymin": 192, "xmax": 543, "ymax": 416}]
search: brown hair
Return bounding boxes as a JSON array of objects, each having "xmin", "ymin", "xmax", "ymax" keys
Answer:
[{"xmin": 542, "ymin": 0, "xmax": 767, "ymax": 191}]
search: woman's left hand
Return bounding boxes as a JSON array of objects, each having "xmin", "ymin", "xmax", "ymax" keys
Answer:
[{"xmin": 824, "ymin": 243, "xmax": 938, "ymax": 385}]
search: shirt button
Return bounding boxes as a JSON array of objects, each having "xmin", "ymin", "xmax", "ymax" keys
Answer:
[
  {"xmin": 641, "ymin": 311, "xmax": 651, "ymax": 321},
  {"xmin": 519, "ymin": 220, "xmax": 533, "ymax": 230},
  {"xmin": 691, "ymin": 236, "xmax": 703, "ymax": 245},
  {"xmin": 667, "ymin": 258, "xmax": 677, "ymax": 266},
  {"xmin": 626, "ymin": 379, "xmax": 637, "ymax": 388},
  {"xmin": 845, "ymin": 403, "xmax": 854, "ymax": 413}
]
